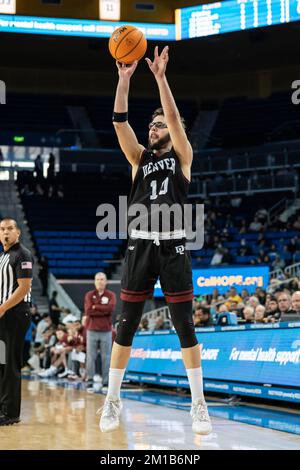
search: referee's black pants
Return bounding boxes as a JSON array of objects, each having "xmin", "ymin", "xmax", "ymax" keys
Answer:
[{"xmin": 0, "ymin": 307, "xmax": 31, "ymax": 418}]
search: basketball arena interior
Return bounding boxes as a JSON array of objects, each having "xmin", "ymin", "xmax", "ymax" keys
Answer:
[{"xmin": 0, "ymin": 0, "xmax": 300, "ymax": 456}]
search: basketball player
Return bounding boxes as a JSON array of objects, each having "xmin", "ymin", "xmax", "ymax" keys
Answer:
[{"xmin": 99, "ymin": 46, "xmax": 212, "ymax": 435}]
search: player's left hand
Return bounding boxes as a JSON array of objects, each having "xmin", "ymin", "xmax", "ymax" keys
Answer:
[{"xmin": 145, "ymin": 46, "xmax": 169, "ymax": 79}]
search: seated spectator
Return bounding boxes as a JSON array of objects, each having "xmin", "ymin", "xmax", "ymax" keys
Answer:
[
  {"xmin": 241, "ymin": 289, "xmax": 250, "ymax": 303},
  {"xmin": 66, "ymin": 320, "xmax": 87, "ymax": 380},
  {"xmin": 38, "ymin": 329, "xmax": 74, "ymax": 378},
  {"xmin": 153, "ymin": 316, "xmax": 169, "ymax": 330},
  {"xmin": 247, "ymin": 296, "xmax": 260, "ymax": 310},
  {"xmin": 62, "ymin": 310, "xmax": 78, "ymax": 325},
  {"xmin": 291, "ymin": 291, "xmax": 300, "ymax": 315},
  {"xmin": 242, "ymin": 306, "xmax": 255, "ymax": 324},
  {"xmin": 255, "ymin": 288, "xmax": 267, "ymax": 305},
  {"xmin": 265, "ymin": 296, "xmax": 281, "ymax": 322},
  {"xmin": 225, "ymin": 287, "xmax": 242, "ymax": 310},
  {"xmin": 293, "ymin": 215, "xmax": 300, "ymax": 230},
  {"xmin": 272, "ymin": 255, "xmax": 285, "ymax": 271},
  {"xmin": 254, "ymin": 305, "xmax": 268, "ymax": 323},
  {"xmin": 218, "ymin": 304, "xmax": 229, "ymax": 314},
  {"xmin": 210, "ymin": 247, "xmax": 223, "ymax": 266},
  {"xmin": 277, "ymin": 291, "xmax": 296, "ymax": 316},
  {"xmin": 138, "ymin": 317, "xmax": 149, "ymax": 332},
  {"xmin": 249, "ymin": 217, "xmax": 263, "ymax": 232},
  {"xmin": 193, "ymin": 307, "xmax": 213, "ymax": 327},
  {"xmin": 36, "ymin": 326, "xmax": 57, "ymax": 371},
  {"xmin": 34, "ymin": 313, "xmax": 52, "ymax": 348},
  {"xmin": 30, "ymin": 304, "xmax": 42, "ymax": 325}
]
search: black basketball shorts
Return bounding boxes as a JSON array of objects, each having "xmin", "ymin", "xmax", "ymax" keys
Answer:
[{"xmin": 120, "ymin": 237, "xmax": 194, "ymax": 303}]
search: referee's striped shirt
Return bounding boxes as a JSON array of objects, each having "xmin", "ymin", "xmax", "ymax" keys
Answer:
[{"xmin": 0, "ymin": 242, "xmax": 34, "ymax": 307}]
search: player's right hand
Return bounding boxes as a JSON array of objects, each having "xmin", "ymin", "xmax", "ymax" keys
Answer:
[{"xmin": 116, "ymin": 60, "xmax": 138, "ymax": 79}]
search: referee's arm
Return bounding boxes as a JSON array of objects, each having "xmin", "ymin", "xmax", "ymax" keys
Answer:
[{"xmin": 0, "ymin": 278, "xmax": 32, "ymax": 318}]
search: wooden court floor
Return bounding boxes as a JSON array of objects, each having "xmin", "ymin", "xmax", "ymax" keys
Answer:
[{"xmin": 0, "ymin": 380, "xmax": 300, "ymax": 450}]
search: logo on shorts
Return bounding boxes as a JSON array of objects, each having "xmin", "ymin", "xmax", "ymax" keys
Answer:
[
  {"xmin": 128, "ymin": 245, "xmax": 135, "ymax": 251},
  {"xmin": 175, "ymin": 245, "xmax": 185, "ymax": 255}
]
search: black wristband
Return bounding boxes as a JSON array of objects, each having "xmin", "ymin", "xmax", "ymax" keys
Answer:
[{"xmin": 112, "ymin": 111, "xmax": 128, "ymax": 122}]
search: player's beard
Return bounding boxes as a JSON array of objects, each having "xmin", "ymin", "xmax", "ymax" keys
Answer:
[{"xmin": 148, "ymin": 133, "xmax": 171, "ymax": 151}]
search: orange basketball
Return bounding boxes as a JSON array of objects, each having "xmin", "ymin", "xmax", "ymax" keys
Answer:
[{"xmin": 109, "ymin": 25, "xmax": 147, "ymax": 64}]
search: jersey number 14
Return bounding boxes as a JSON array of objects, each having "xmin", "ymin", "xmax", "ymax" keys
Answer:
[{"xmin": 150, "ymin": 177, "xmax": 169, "ymax": 200}]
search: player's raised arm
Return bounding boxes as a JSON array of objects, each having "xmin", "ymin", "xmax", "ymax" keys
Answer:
[
  {"xmin": 112, "ymin": 61, "xmax": 145, "ymax": 168},
  {"xmin": 145, "ymin": 46, "xmax": 193, "ymax": 180}
]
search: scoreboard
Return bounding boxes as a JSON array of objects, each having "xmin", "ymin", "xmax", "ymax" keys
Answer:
[{"xmin": 175, "ymin": 0, "xmax": 300, "ymax": 39}]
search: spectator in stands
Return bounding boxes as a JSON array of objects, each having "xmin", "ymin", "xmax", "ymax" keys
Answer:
[
  {"xmin": 247, "ymin": 296, "xmax": 260, "ymax": 310},
  {"xmin": 241, "ymin": 289, "xmax": 250, "ymax": 302},
  {"xmin": 34, "ymin": 313, "xmax": 52, "ymax": 348},
  {"xmin": 39, "ymin": 256, "xmax": 49, "ymax": 297},
  {"xmin": 38, "ymin": 328, "xmax": 74, "ymax": 378},
  {"xmin": 291, "ymin": 291, "xmax": 300, "ymax": 315},
  {"xmin": 249, "ymin": 217, "xmax": 263, "ymax": 232},
  {"xmin": 210, "ymin": 247, "xmax": 223, "ymax": 266},
  {"xmin": 225, "ymin": 287, "xmax": 242, "ymax": 310},
  {"xmin": 255, "ymin": 207, "xmax": 268, "ymax": 224},
  {"xmin": 30, "ymin": 304, "xmax": 42, "ymax": 325},
  {"xmin": 272, "ymin": 255, "xmax": 285, "ymax": 271},
  {"xmin": 34, "ymin": 154, "xmax": 43, "ymax": 185},
  {"xmin": 242, "ymin": 306, "xmax": 255, "ymax": 324},
  {"xmin": 62, "ymin": 309, "xmax": 78, "ymax": 325},
  {"xmin": 239, "ymin": 219, "xmax": 247, "ymax": 234},
  {"xmin": 153, "ymin": 316, "xmax": 169, "ymax": 330},
  {"xmin": 277, "ymin": 292, "xmax": 296, "ymax": 316},
  {"xmin": 138, "ymin": 317, "xmax": 149, "ymax": 332},
  {"xmin": 49, "ymin": 290, "xmax": 66, "ymax": 326},
  {"xmin": 84, "ymin": 272, "xmax": 116, "ymax": 387},
  {"xmin": 293, "ymin": 215, "xmax": 300, "ymax": 230},
  {"xmin": 288, "ymin": 236, "xmax": 299, "ymax": 256},
  {"xmin": 47, "ymin": 153, "xmax": 55, "ymax": 180},
  {"xmin": 23, "ymin": 321, "xmax": 36, "ymax": 370},
  {"xmin": 255, "ymin": 288, "xmax": 267, "ymax": 305},
  {"xmin": 193, "ymin": 307, "xmax": 213, "ymax": 327},
  {"xmin": 265, "ymin": 296, "xmax": 281, "ymax": 321},
  {"xmin": 218, "ymin": 304, "xmax": 229, "ymax": 314},
  {"xmin": 254, "ymin": 305, "xmax": 267, "ymax": 324},
  {"xmin": 36, "ymin": 326, "xmax": 57, "ymax": 371}
]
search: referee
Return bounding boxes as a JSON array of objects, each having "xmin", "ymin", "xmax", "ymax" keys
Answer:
[{"xmin": 0, "ymin": 217, "xmax": 33, "ymax": 426}]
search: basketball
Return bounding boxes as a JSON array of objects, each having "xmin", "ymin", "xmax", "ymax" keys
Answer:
[{"xmin": 109, "ymin": 25, "xmax": 147, "ymax": 64}]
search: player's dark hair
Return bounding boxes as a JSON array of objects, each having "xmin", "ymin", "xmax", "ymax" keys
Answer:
[
  {"xmin": 0, "ymin": 217, "xmax": 20, "ymax": 230},
  {"xmin": 151, "ymin": 107, "xmax": 186, "ymax": 131}
]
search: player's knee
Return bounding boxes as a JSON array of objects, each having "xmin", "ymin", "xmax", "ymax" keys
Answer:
[
  {"xmin": 168, "ymin": 300, "xmax": 198, "ymax": 348},
  {"xmin": 115, "ymin": 301, "xmax": 144, "ymax": 347},
  {"xmin": 115, "ymin": 316, "xmax": 140, "ymax": 346}
]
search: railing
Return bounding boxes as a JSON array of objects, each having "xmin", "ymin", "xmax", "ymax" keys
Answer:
[
  {"xmin": 269, "ymin": 268, "xmax": 284, "ymax": 280},
  {"xmin": 268, "ymin": 198, "xmax": 289, "ymax": 225},
  {"xmin": 284, "ymin": 262, "xmax": 300, "ymax": 278},
  {"xmin": 189, "ymin": 174, "xmax": 298, "ymax": 198}
]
